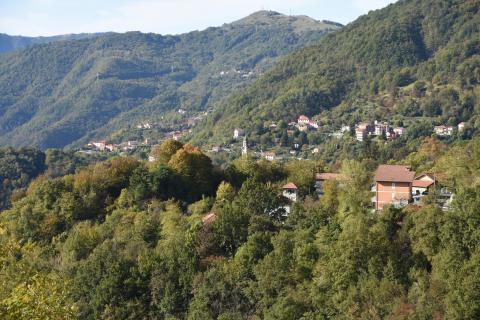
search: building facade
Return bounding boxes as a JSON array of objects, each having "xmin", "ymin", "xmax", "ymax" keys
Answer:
[{"xmin": 373, "ymin": 165, "xmax": 416, "ymax": 210}]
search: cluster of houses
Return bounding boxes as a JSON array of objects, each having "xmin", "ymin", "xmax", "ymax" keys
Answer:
[
  {"xmin": 202, "ymin": 164, "xmax": 454, "ymax": 226},
  {"xmin": 434, "ymin": 122, "xmax": 465, "ymax": 136},
  {"xmin": 280, "ymin": 164, "xmax": 454, "ymax": 213},
  {"xmin": 88, "ymin": 139, "xmax": 151, "ymax": 152},
  {"xmin": 219, "ymin": 68, "xmax": 256, "ymax": 79},
  {"xmin": 353, "ymin": 121, "xmax": 406, "ymax": 142}
]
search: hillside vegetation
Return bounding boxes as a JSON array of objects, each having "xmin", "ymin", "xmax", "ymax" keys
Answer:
[
  {"xmin": 191, "ymin": 0, "xmax": 480, "ymax": 145},
  {"xmin": 0, "ymin": 33, "xmax": 100, "ymax": 53},
  {"xmin": 1, "ymin": 137, "xmax": 480, "ymax": 319},
  {"xmin": 0, "ymin": 12, "xmax": 340, "ymax": 149}
]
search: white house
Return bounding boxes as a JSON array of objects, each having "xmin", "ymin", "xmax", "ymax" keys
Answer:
[
  {"xmin": 233, "ymin": 128, "xmax": 245, "ymax": 139},
  {"xmin": 393, "ymin": 127, "xmax": 405, "ymax": 136},
  {"xmin": 282, "ymin": 183, "xmax": 298, "ymax": 203},
  {"xmin": 264, "ymin": 152, "xmax": 276, "ymax": 161},
  {"xmin": 355, "ymin": 123, "xmax": 371, "ymax": 142},
  {"xmin": 91, "ymin": 141, "xmax": 107, "ymax": 151},
  {"xmin": 434, "ymin": 125, "xmax": 454, "ymax": 136},
  {"xmin": 374, "ymin": 121, "xmax": 389, "ymax": 136},
  {"xmin": 298, "ymin": 115, "xmax": 310, "ymax": 125}
]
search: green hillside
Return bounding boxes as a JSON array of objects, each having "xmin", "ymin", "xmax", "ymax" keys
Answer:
[
  {"xmin": 191, "ymin": 0, "xmax": 480, "ymax": 146},
  {"xmin": 0, "ymin": 33, "xmax": 101, "ymax": 53},
  {"xmin": 0, "ymin": 11, "xmax": 340, "ymax": 149}
]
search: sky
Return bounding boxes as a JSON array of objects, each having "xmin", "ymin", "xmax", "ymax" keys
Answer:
[{"xmin": 0, "ymin": 0, "xmax": 396, "ymax": 37}]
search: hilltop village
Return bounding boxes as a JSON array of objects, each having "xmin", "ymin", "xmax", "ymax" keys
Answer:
[{"xmin": 84, "ymin": 110, "xmax": 467, "ymax": 164}]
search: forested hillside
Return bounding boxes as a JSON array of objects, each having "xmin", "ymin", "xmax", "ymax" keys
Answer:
[
  {"xmin": 1, "ymin": 137, "xmax": 480, "ymax": 319},
  {"xmin": 0, "ymin": 12, "xmax": 340, "ymax": 149},
  {"xmin": 0, "ymin": 147, "xmax": 103, "ymax": 211},
  {"xmin": 0, "ymin": 33, "xmax": 100, "ymax": 53},
  {"xmin": 192, "ymin": 0, "xmax": 480, "ymax": 145}
]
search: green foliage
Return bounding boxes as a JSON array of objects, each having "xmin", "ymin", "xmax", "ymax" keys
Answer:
[{"xmin": 0, "ymin": 136, "xmax": 480, "ymax": 319}]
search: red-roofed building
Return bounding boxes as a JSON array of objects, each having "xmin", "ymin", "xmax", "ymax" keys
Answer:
[
  {"xmin": 315, "ymin": 172, "xmax": 341, "ymax": 196},
  {"xmin": 298, "ymin": 115, "xmax": 310, "ymax": 125},
  {"xmin": 412, "ymin": 174, "xmax": 436, "ymax": 204},
  {"xmin": 282, "ymin": 183, "xmax": 298, "ymax": 203},
  {"xmin": 373, "ymin": 165, "xmax": 416, "ymax": 210}
]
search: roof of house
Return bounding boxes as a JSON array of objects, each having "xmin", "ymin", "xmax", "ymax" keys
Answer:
[
  {"xmin": 316, "ymin": 173, "xmax": 340, "ymax": 181},
  {"xmin": 412, "ymin": 180, "xmax": 435, "ymax": 188},
  {"xmin": 357, "ymin": 123, "xmax": 370, "ymax": 130},
  {"xmin": 202, "ymin": 212, "xmax": 217, "ymax": 224},
  {"xmin": 298, "ymin": 115, "xmax": 310, "ymax": 121},
  {"xmin": 412, "ymin": 173, "xmax": 436, "ymax": 188},
  {"xmin": 283, "ymin": 183, "xmax": 298, "ymax": 190},
  {"xmin": 374, "ymin": 165, "xmax": 416, "ymax": 183}
]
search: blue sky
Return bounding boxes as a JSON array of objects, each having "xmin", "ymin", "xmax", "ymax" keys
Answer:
[{"xmin": 0, "ymin": 0, "xmax": 396, "ymax": 37}]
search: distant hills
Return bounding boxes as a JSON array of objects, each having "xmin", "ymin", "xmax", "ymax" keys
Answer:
[
  {"xmin": 191, "ymin": 0, "xmax": 480, "ymax": 146},
  {"xmin": 0, "ymin": 11, "xmax": 341, "ymax": 149},
  {"xmin": 0, "ymin": 33, "xmax": 101, "ymax": 53}
]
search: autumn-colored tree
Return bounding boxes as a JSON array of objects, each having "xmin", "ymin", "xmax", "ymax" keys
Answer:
[{"xmin": 151, "ymin": 139, "xmax": 184, "ymax": 165}]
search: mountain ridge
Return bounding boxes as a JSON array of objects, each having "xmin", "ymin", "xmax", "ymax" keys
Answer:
[
  {"xmin": 190, "ymin": 0, "xmax": 480, "ymax": 147},
  {"xmin": 0, "ymin": 12, "xmax": 341, "ymax": 149}
]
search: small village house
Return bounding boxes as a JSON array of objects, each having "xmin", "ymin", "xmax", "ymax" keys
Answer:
[
  {"xmin": 264, "ymin": 152, "xmax": 276, "ymax": 161},
  {"xmin": 374, "ymin": 121, "xmax": 389, "ymax": 136},
  {"xmin": 298, "ymin": 115, "xmax": 310, "ymax": 125},
  {"xmin": 434, "ymin": 125, "xmax": 454, "ymax": 136},
  {"xmin": 282, "ymin": 183, "xmax": 298, "ymax": 203},
  {"xmin": 373, "ymin": 165, "xmax": 416, "ymax": 210},
  {"xmin": 309, "ymin": 120, "xmax": 319, "ymax": 129},
  {"xmin": 355, "ymin": 123, "xmax": 371, "ymax": 142},
  {"xmin": 233, "ymin": 128, "xmax": 245, "ymax": 139},
  {"xmin": 105, "ymin": 144, "xmax": 117, "ymax": 152},
  {"xmin": 282, "ymin": 183, "xmax": 298, "ymax": 215},
  {"xmin": 393, "ymin": 127, "xmax": 405, "ymax": 136},
  {"xmin": 412, "ymin": 173, "xmax": 436, "ymax": 204},
  {"xmin": 91, "ymin": 141, "xmax": 107, "ymax": 151},
  {"xmin": 315, "ymin": 172, "xmax": 340, "ymax": 196},
  {"xmin": 458, "ymin": 122, "xmax": 466, "ymax": 132}
]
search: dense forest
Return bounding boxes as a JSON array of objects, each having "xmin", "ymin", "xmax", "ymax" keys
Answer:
[
  {"xmin": 1, "ymin": 0, "xmax": 480, "ymax": 319},
  {"xmin": 0, "ymin": 12, "xmax": 340, "ymax": 149},
  {"xmin": 0, "ymin": 147, "xmax": 102, "ymax": 211},
  {"xmin": 191, "ymin": 0, "xmax": 480, "ymax": 148},
  {"xmin": 1, "ymin": 137, "xmax": 480, "ymax": 319}
]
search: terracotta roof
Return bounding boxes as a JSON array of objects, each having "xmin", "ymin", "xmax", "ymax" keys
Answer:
[
  {"xmin": 298, "ymin": 115, "xmax": 310, "ymax": 121},
  {"xmin": 412, "ymin": 180, "xmax": 435, "ymax": 188},
  {"xmin": 412, "ymin": 174, "xmax": 436, "ymax": 188},
  {"xmin": 357, "ymin": 123, "xmax": 370, "ymax": 130},
  {"xmin": 374, "ymin": 165, "xmax": 415, "ymax": 183},
  {"xmin": 316, "ymin": 173, "xmax": 340, "ymax": 181},
  {"xmin": 283, "ymin": 183, "xmax": 298, "ymax": 190},
  {"xmin": 202, "ymin": 212, "xmax": 217, "ymax": 224}
]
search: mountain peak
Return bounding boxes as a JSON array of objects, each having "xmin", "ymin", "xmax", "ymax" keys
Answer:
[{"xmin": 231, "ymin": 10, "xmax": 342, "ymax": 33}]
